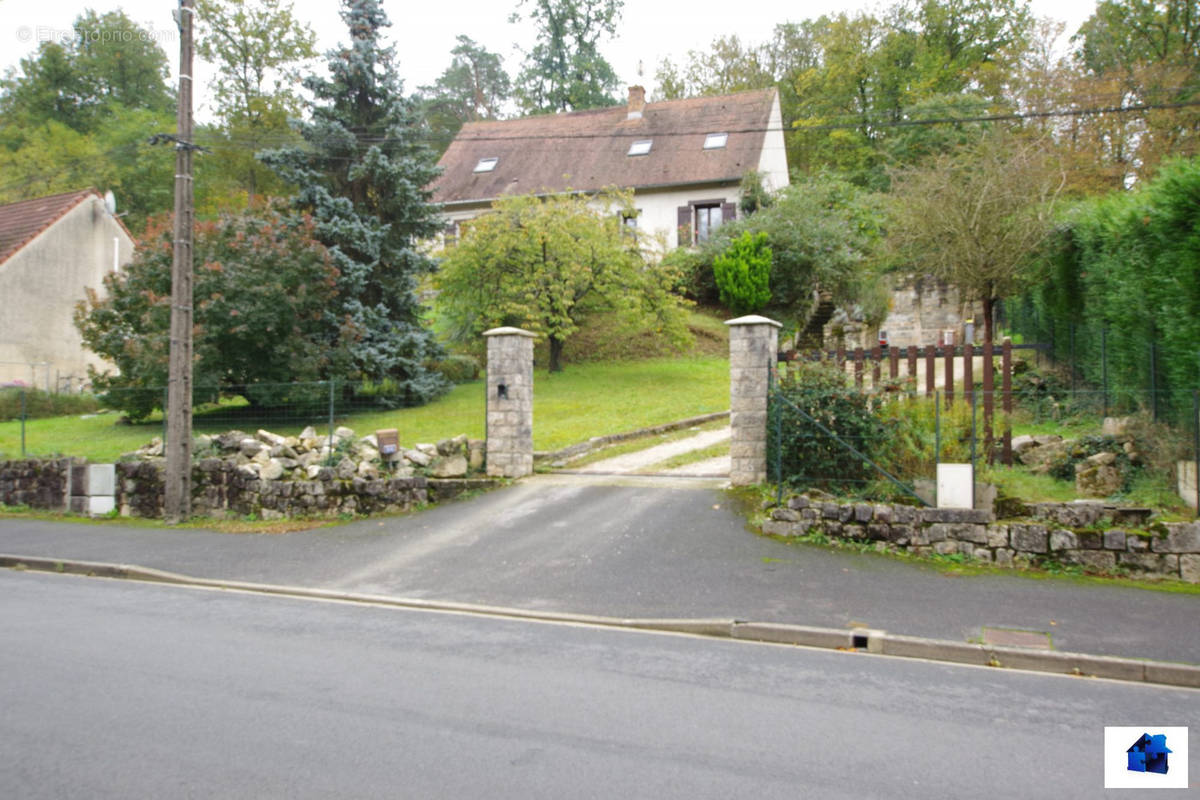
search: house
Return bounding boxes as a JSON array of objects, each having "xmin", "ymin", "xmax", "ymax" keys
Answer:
[
  {"xmin": 1127, "ymin": 733, "xmax": 1171, "ymax": 774},
  {"xmin": 0, "ymin": 189, "xmax": 134, "ymax": 391},
  {"xmin": 429, "ymin": 86, "xmax": 789, "ymax": 249}
]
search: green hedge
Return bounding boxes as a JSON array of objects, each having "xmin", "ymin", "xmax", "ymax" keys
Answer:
[
  {"xmin": 0, "ymin": 388, "xmax": 101, "ymax": 422},
  {"xmin": 1009, "ymin": 158, "xmax": 1200, "ymax": 422}
]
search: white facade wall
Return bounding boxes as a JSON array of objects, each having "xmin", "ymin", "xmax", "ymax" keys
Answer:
[
  {"xmin": 757, "ymin": 92, "xmax": 790, "ymax": 192},
  {"xmin": 624, "ymin": 183, "xmax": 740, "ymax": 249},
  {"xmin": 443, "ymin": 182, "xmax": 741, "ymax": 252},
  {"xmin": 0, "ymin": 196, "xmax": 133, "ymax": 389}
]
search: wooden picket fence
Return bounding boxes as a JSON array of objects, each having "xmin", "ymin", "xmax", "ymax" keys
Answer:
[{"xmin": 781, "ymin": 340, "xmax": 1038, "ymax": 466}]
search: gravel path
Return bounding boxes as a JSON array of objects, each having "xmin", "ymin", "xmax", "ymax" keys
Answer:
[{"xmin": 659, "ymin": 455, "xmax": 731, "ymax": 477}]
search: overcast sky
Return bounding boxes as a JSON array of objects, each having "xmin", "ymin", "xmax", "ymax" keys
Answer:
[{"xmin": 3, "ymin": 0, "xmax": 1100, "ymax": 121}]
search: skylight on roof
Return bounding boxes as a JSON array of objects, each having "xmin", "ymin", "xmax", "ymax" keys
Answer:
[
  {"xmin": 473, "ymin": 157, "xmax": 499, "ymax": 173},
  {"xmin": 627, "ymin": 139, "xmax": 652, "ymax": 156},
  {"xmin": 703, "ymin": 132, "xmax": 728, "ymax": 150}
]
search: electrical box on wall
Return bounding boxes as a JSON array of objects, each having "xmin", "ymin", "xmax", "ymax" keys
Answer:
[{"xmin": 936, "ymin": 463, "xmax": 973, "ymax": 509}]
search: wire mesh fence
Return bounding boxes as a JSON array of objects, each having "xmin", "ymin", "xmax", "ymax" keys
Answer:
[
  {"xmin": 1006, "ymin": 301, "xmax": 1200, "ymax": 428},
  {"xmin": 1, "ymin": 380, "xmax": 487, "ymax": 461}
]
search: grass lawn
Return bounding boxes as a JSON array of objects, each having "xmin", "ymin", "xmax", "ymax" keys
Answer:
[
  {"xmin": 980, "ymin": 464, "xmax": 1194, "ymax": 517},
  {"xmin": 638, "ymin": 440, "xmax": 730, "ymax": 473},
  {"xmin": 0, "ymin": 357, "xmax": 730, "ymax": 462}
]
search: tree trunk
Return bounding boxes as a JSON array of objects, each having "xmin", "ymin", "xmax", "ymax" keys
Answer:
[
  {"xmin": 982, "ymin": 296, "xmax": 996, "ymax": 343},
  {"xmin": 548, "ymin": 335, "xmax": 564, "ymax": 373}
]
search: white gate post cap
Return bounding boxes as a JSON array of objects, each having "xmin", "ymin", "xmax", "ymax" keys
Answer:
[
  {"xmin": 482, "ymin": 327, "xmax": 539, "ymax": 338},
  {"xmin": 724, "ymin": 315, "xmax": 782, "ymax": 328}
]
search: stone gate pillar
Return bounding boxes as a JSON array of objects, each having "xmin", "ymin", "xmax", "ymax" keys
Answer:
[
  {"xmin": 726, "ymin": 315, "xmax": 781, "ymax": 486},
  {"xmin": 484, "ymin": 327, "xmax": 537, "ymax": 478}
]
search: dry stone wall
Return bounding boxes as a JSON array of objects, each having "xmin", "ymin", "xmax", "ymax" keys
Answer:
[
  {"xmin": 763, "ymin": 495, "xmax": 1200, "ymax": 583},
  {"xmin": 1, "ymin": 426, "xmax": 496, "ymax": 520},
  {"xmin": 115, "ymin": 459, "xmax": 430, "ymax": 520},
  {"xmin": 0, "ymin": 458, "xmax": 73, "ymax": 509}
]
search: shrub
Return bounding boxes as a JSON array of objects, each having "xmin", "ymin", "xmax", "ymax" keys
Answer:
[
  {"xmin": 1011, "ymin": 362, "xmax": 1072, "ymax": 407},
  {"xmin": 662, "ymin": 245, "xmax": 715, "ymax": 304},
  {"xmin": 1122, "ymin": 413, "xmax": 1191, "ymax": 475},
  {"xmin": 435, "ymin": 189, "xmax": 690, "ymax": 373},
  {"xmin": 873, "ymin": 393, "xmax": 976, "ymax": 479},
  {"xmin": 769, "ymin": 360, "xmax": 885, "ymax": 490},
  {"xmin": 349, "ymin": 377, "xmax": 428, "ymax": 410},
  {"xmin": 1012, "ymin": 158, "xmax": 1200, "ymax": 423},
  {"xmin": 0, "ymin": 387, "xmax": 101, "ymax": 422},
  {"xmin": 713, "ymin": 231, "xmax": 771, "ymax": 315},
  {"xmin": 676, "ymin": 174, "xmax": 886, "ymax": 325},
  {"xmin": 1047, "ymin": 434, "xmax": 1133, "ymax": 488},
  {"xmin": 432, "ymin": 355, "xmax": 481, "ymax": 384}
]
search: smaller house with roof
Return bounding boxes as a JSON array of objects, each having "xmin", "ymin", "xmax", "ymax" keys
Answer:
[
  {"xmin": 429, "ymin": 86, "xmax": 789, "ymax": 249},
  {"xmin": 0, "ymin": 189, "xmax": 133, "ymax": 390}
]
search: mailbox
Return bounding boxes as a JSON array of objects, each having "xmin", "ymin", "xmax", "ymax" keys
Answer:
[{"xmin": 376, "ymin": 428, "xmax": 400, "ymax": 461}]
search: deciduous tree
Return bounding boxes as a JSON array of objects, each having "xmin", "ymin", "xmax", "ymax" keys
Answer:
[
  {"xmin": 195, "ymin": 0, "xmax": 317, "ymax": 201},
  {"xmin": 435, "ymin": 191, "xmax": 689, "ymax": 372},
  {"xmin": 75, "ymin": 203, "xmax": 347, "ymax": 420},
  {"xmin": 1072, "ymin": 0, "xmax": 1200, "ymax": 183},
  {"xmin": 0, "ymin": 9, "xmax": 173, "ymax": 131},
  {"xmin": 0, "ymin": 11, "xmax": 175, "ymax": 229},
  {"xmin": 887, "ymin": 131, "xmax": 1065, "ymax": 342},
  {"xmin": 511, "ymin": 0, "xmax": 623, "ymax": 114}
]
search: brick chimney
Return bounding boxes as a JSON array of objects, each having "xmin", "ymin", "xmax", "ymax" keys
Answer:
[{"xmin": 627, "ymin": 85, "xmax": 646, "ymax": 120}]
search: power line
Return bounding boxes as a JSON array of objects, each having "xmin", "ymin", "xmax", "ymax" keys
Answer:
[
  {"xmin": 801, "ymin": 98, "xmax": 1200, "ymax": 131},
  {"xmin": 205, "ymin": 96, "xmax": 1200, "ymax": 150},
  {"xmin": 5, "ymin": 95, "xmax": 1200, "ymax": 197}
]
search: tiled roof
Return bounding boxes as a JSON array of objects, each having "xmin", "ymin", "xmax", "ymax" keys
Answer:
[
  {"xmin": 430, "ymin": 88, "xmax": 777, "ymax": 205},
  {"xmin": 0, "ymin": 189, "xmax": 101, "ymax": 265}
]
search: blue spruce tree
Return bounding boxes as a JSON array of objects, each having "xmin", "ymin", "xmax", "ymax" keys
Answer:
[{"xmin": 261, "ymin": 0, "xmax": 448, "ymax": 404}]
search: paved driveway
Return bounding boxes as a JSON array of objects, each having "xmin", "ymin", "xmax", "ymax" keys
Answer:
[{"xmin": 2, "ymin": 473, "xmax": 1198, "ymax": 665}]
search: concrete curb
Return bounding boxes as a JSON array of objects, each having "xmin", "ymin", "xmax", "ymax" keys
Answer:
[{"xmin": 4, "ymin": 553, "xmax": 1198, "ymax": 690}]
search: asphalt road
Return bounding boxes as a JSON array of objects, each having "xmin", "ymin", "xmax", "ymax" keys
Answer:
[
  {"xmin": 2, "ymin": 475, "xmax": 1199, "ymax": 664},
  {"xmin": 1, "ymin": 569, "xmax": 1195, "ymax": 799}
]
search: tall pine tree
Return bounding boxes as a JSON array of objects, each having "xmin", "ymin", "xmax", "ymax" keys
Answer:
[{"xmin": 261, "ymin": 0, "xmax": 448, "ymax": 404}]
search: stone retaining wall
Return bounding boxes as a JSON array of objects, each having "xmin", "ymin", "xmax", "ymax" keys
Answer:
[
  {"xmin": 763, "ymin": 496, "xmax": 1200, "ymax": 583},
  {"xmin": 113, "ymin": 459, "xmax": 430, "ymax": 519},
  {"xmin": 1, "ymin": 458, "xmax": 498, "ymax": 520},
  {"xmin": 0, "ymin": 458, "xmax": 74, "ymax": 510}
]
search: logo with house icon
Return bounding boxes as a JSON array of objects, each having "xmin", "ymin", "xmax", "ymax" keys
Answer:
[{"xmin": 1127, "ymin": 733, "xmax": 1172, "ymax": 774}]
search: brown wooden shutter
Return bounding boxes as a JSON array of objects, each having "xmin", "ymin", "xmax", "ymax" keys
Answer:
[
  {"xmin": 720, "ymin": 202, "xmax": 737, "ymax": 224},
  {"xmin": 677, "ymin": 205, "xmax": 692, "ymax": 246}
]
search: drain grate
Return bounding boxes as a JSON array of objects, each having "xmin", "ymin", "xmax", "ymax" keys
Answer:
[{"xmin": 981, "ymin": 626, "xmax": 1052, "ymax": 649}]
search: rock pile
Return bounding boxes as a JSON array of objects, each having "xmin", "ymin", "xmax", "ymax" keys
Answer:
[
  {"xmin": 1010, "ymin": 417, "xmax": 1140, "ymax": 499},
  {"xmin": 128, "ymin": 426, "xmax": 486, "ymax": 481}
]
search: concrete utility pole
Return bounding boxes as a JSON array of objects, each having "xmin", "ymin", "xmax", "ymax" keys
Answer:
[{"xmin": 165, "ymin": 0, "xmax": 195, "ymax": 523}]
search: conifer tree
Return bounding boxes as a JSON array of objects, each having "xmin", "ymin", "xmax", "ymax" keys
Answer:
[{"xmin": 261, "ymin": 0, "xmax": 448, "ymax": 404}]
